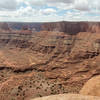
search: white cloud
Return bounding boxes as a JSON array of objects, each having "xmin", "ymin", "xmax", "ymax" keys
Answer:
[
  {"xmin": 74, "ymin": 0, "xmax": 90, "ymax": 11},
  {"xmin": 46, "ymin": 0, "xmax": 75, "ymax": 4},
  {"xmin": 16, "ymin": 6, "xmax": 36, "ymax": 17},
  {"xmin": 0, "ymin": 0, "xmax": 100, "ymax": 22},
  {"xmin": 23, "ymin": 0, "xmax": 46, "ymax": 7},
  {"xmin": 0, "ymin": 0, "xmax": 18, "ymax": 10},
  {"xmin": 40, "ymin": 8, "xmax": 57, "ymax": 15}
]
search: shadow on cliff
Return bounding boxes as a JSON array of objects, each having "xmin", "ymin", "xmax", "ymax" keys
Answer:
[{"xmin": 42, "ymin": 21, "xmax": 100, "ymax": 35}]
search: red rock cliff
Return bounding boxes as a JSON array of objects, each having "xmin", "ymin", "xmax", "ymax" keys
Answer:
[{"xmin": 42, "ymin": 21, "xmax": 100, "ymax": 34}]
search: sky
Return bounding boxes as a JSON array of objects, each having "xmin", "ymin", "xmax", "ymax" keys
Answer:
[{"xmin": 0, "ymin": 0, "xmax": 100, "ymax": 22}]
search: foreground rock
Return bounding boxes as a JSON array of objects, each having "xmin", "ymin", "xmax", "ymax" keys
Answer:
[
  {"xmin": 31, "ymin": 94, "xmax": 100, "ymax": 100},
  {"xmin": 0, "ymin": 73, "xmax": 68, "ymax": 100},
  {"xmin": 80, "ymin": 76, "xmax": 100, "ymax": 96}
]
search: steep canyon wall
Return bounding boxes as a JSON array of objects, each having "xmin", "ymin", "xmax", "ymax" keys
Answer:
[
  {"xmin": 0, "ymin": 22, "xmax": 100, "ymax": 100},
  {"xmin": 42, "ymin": 22, "xmax": 100, "ymax": 34}
]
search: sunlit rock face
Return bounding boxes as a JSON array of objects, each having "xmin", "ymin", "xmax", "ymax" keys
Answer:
[
  {"xmin": 80, "ymin": 76, "xmax": 100, "ymax": 96},
  {"xmin": 31, "ymin": 94, "xmax": 100, "ymax": 100}
]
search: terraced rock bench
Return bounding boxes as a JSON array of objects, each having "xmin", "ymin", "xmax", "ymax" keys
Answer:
[{"xmin": 31, "ymin": 94, "xmax": 100, "ymax": 100}]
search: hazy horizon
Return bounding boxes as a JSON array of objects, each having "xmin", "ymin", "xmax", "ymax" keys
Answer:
[{"xmin": 1, "ymin": 21, "xmax": 100, "ymax": 23}]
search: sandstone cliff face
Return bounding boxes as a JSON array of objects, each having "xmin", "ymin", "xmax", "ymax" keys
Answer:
[
  {"xmin": 0, "ymin": 22, "xmax": 100, "ymax": 100},
  {"xmin": 31, "ymin": 94, "xmax": 100, "ymax": 100},
  {"xmin": 42, "ymin": 21, "xmax": 100, "ymax": 34}
]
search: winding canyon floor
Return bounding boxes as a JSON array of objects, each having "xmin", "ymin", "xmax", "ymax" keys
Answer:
[{"xmin": 0, "ymin": 31, "xmax": 100, "ymax": 100}]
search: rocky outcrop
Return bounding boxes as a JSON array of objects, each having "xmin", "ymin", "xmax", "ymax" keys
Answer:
[
  {"xmin": 0, "ymin": 73, "xmax": 69, "ymax": 100},
  {"xmin": 42, "ymin": 21, "xmax": 100, "ymax": 34},
  {"xmin": 31, "ymin": 94, "xmax": 100, "ymax": 100},
  {"xmin": 80, "ymin": 76, "xmax": 100, "ymax": 96}
]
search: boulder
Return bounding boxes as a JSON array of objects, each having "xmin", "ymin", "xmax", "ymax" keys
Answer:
[{"xmin": 80, "ymin": 76, "xmax": 100, "ymax": 96}]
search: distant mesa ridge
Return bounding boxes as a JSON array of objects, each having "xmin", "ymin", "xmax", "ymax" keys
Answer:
[
  {"xmin": 42, "ymin": 21, "xmax": 100, "ymax": 34},
  {"xmin": 0, "ymin": 21, "xmax": 100, "ymax": 34},
  {"xmin": 0, "ymin": 22, "xmax": 10, "ymax": 30}
]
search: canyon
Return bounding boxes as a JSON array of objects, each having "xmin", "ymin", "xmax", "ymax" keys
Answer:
[{"xmin": 0, "ymin": 21, "xmax": 100, "ymax": 100}]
